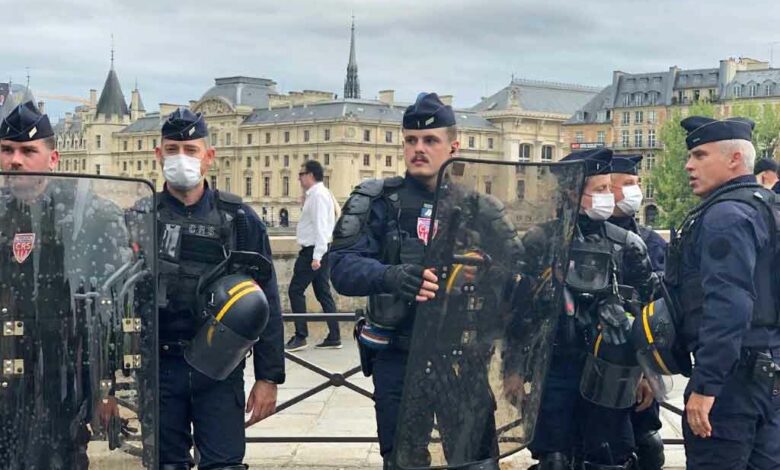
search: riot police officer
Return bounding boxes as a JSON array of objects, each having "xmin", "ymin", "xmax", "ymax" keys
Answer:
[
  {"xmin": 608, "ymin": 155, "xmax": 666, "ymax": 470},
  {"xmin": 664, "ymin": 116, "xmax": 780, "ymax": 469},
  {"xmin": 0, "ymin": 101, "xmax": 134, "ymax": 468},
  {"xmin": 754, "ymin": 157, "xmax": 780, "ymax": 194},
  {"xmin": 329, "ymin": 93, "xmax": 459, "ymax": 468},
  {"xmin": 518, "ymin": 148, "xmax": 656, "ymax": 470},
  {"xmin": 152, "ymin": 108, "xmax": 285, "ymax": 470}
]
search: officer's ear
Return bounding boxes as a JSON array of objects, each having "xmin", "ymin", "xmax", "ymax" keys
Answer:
[{"xmin": 450, "ymin": 140, "xmax": 460, "ymax": 156}]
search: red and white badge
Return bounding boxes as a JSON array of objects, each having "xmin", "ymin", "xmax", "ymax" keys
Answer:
[
  {"xmin": 12, "ymin": 233, "xmax": 35, "ymax": 264},
  {"xmin": 416, "ymin": 218, "xmax": 439, "ymax": 245}
]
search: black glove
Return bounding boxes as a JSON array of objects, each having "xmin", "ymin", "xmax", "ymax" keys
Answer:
[
  {"xmin": 597, "ymin": 294, "xmax": 633, "ymax": 345},
  {"xmin": 383, "ymin": 264, "xmax": 426, "ymax": 302}
]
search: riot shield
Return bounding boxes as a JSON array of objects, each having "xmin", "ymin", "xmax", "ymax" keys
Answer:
[
  {"xmin": 392, "ymin": 158, "xmax": 585, "ymax": 469},
  {"xmin": 0, "ymin": 173, "xmax": 157, "ymax": 469}
]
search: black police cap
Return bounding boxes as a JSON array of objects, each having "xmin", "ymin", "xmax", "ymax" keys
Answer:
[
  {"xmin": 611, "ymin": 154, "xmax": 643, "ymax": 175},
  {"xmin": 680, "ymin": 116, "xmax": 754, "ymax": 150},
  {"xmin": 402, "ymin": 92, "xmax": 456, "ymax": 130},
  {"xmin": 161, "ymin": 107, "xmax": 208, "ymax": 141},
  {"xmin": 559, "ymin": 147, "xmax": 613, "ymax": 177},
  {"xmin": 0, "ymin": 101, "xmax": 53, "ymax": 142},
  {"xmin": 754, "ymin": 158, "xmax": 778, "ymax": 175}
]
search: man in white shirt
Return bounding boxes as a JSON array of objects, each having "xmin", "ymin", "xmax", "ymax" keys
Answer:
[{"xmin": 286, "ymin": 160, "xmax": 341, "ymax": 351}]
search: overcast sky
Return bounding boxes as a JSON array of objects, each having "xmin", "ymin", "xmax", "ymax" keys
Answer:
[{"xmin": 5, "ymin": 0, "xmax": 780, "ymax": 120}]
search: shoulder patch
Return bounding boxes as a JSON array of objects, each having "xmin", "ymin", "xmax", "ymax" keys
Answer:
[{"xmin": 708, "ymin": 236, "xmax": 731, "ymax": 260}]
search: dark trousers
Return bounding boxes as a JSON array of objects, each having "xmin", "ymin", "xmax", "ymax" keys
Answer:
[
  {"xmin": 632, "ymin": 401, "xmax": 662, "ymax": 436},
  {"xmin": 159, "ymin": 354, "xmax": 246, "ymax": 469},
  {"xmin": 529, "ymin": 352, "xmax": 635, "ymax": 464},
  {"xmin": 289, "ymin": 246, "xmax": 339, "ymax": 339},
  {"xmin": 682, "ymin": 368, "xmax": 780, "ymax": 469}
]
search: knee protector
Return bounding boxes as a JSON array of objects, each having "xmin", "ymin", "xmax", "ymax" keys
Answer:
[
  {"xmin": 635, "ymin": 430, "xmax": 664, "ymax": 470},
  {"xmin": 537, "ymin": 452, "xmax": 571, "ymax": 470}
]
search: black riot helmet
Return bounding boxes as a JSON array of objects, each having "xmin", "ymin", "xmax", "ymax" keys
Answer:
[
  {"xmin": 632, "ymin": 290, "xmax": 692, "ymax": 378},
  {"xmin": 185, "ymin": 273, "xmax": 270, "ymax": 380},
  {"xmin": 580, "ymin": 332, "xmax": 643, "ymax": 409}
]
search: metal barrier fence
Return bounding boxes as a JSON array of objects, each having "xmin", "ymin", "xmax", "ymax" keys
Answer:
[{"xmin": 246, "ymin": 313, "xmax": 686, "ymax": 447}]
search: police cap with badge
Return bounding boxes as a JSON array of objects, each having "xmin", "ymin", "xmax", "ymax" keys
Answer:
[
  {"xmin": 680, "ymin": 115, "xmax": 754, "ymax": 150},
  {"xmin": 161, "ymin": 107, "xmax": 208, "ymax": 141},
  {"xmin": 754, "ymin": 158, "xmax": 779, "ymax": 176},
  {"xmin": 0, "ymin": 101, "xmax": 53, "ymax": 142},
  {"xmin": 402, "ymin": 92, "xmax": 456, "ymax": 130},
  {"xmin": 611, "ymin": 154, "xmax": 643, "ymax": 175}
]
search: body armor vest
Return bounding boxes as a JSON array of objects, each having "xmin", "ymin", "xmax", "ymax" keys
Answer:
[
  {"xmin": 157, "ymin": 191, "xmax": 240, "ymax": 339},
  {"xmin": 665, "ymin": 183, "xmax": 780, "ymax": 329}
]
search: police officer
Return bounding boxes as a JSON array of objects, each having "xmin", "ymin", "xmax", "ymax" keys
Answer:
[
  {"xmin": 754, "ymin": 157, "xmax": 780, "ymax": 194},
  {"xmin": 153, "ymin": 108, "xmax": 285, "ymax": 470},
  {"xmin": 608, "ymin": 155, "xmax": 666, "ymax": 470},
  {"xmin": 666, "ymin": 116, "xmax": 780, "ymax": 469},
  {"xmin": 329, "ymin": 93, "xmax": 457, "ymax": 468},
  {"xmin": 519, "ymin": 148, "xmax": 656, "ymax": 470},
  {"xmin": 0, "ymin": 101, "xmax": 132, "ymax": 468}
]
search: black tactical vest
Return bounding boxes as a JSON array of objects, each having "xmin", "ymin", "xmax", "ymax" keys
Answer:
[{"xmin": 157, "ymin": 190, "xmax": 241, "ymax": 339}]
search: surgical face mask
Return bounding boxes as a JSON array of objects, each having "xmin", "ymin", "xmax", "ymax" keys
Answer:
[
  {"xmin": 616, "ymin": 184, "xmax": 643, "ymax": 216},
  {"xmin": 585, "ymin": 193, "xmax": 615, "ymax": 221},
  {"xmin": 163, "ymin": 154, "xmax": 202, "ymax": 190}
]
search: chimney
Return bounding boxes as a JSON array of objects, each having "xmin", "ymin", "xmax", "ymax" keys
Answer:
[
  {"xmin": 89, "ymin": 89, "xmax": 97, "ymax": 107},
  {"xmin": 130, "ymin": 89, "xmax": 140, "ymax": 121},
  {"xmin": 378, "ymin": 89, "xmax": 394, "ymax": 105},
  {"xmin": 37, "ymin": 101, "xmax": 45, "ymax": 114},
  {"xmin": 439, "ymin": 95, "xmax": 453, "ymax": 106}
]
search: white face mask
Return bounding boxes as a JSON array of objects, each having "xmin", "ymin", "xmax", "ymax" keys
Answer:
[
  {"xmin": 163, "ymin": 154, "xmax": 202, "ymax": 190},
  {"xmin": 585, "ymin": 193, "xmax": 615, "ymax": 221},
  {"xmin": 616, "ymin": 184, "xmax": 643, "ymax": 216}
]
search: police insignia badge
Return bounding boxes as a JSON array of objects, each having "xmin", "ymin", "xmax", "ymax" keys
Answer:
[
  {"xmin": 417, "ymin": 203, "xmax": 437, "ymax": 245},
  {"xmin": 12, "ymin": 233, "xmax": 35, "ymax": 263}
]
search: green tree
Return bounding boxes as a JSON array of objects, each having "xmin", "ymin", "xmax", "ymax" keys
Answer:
[
  {"xmin": 650, "ymin": 101, "xmax": 715, "ymax": 228},
  {"xmin": 730, "ymin": 102, "xmax": 780, "ymax": 159}
]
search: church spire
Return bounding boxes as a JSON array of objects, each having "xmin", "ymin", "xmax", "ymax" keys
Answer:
[{"xmin": 343, "ymin": 16, "xmax": 360, "ymax": 100}]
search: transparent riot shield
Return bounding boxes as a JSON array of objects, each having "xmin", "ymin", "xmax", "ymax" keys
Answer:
[
  {"xmin": 392, "ymin": 158, "xmax": 585, "ymax": 469},
  {"xmin": 0, "ymin": 173, "xmax": 157, "ymax": 469}
]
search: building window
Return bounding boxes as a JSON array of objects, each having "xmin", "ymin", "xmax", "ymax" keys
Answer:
[
  {"xmin": 137, "ymin": 139, "xmax": 142, "ymax": 150},
  {"xmin": 622, "ymin": 112, "xmax": 630, "ymax": 125},
  {"xmin": 81, "ymin": 159, "xmax": 86, "ymax": 170},
  {"xmin": 635, "ymin": 111, "xmax": 643, "ymax": 124},
  {"xmin": 264, "ymin": 155, "xmax": 270, "ymax": 167},
  {"xmin": 634, "ymin": 94, "xmax": 643, "ymax": 106},
  {"xmin": 386, "ymin": 155, "xmax": 393, "ymax": 167},
  {"xmin": 224, "ymin": 177, "xmax": 231, "ymax": 192},
  {"xmin": 284, "ymin": 131, "xmax": 290, "ymax": 143},
  {"xmin": 246, "ymin": 156, "xmax": 252, "ymax": 168},
  {"xmin": 363, "ymin": 129, "xmax": 371, "ymax": 142},
  {"xmin": 645, "ymin": 183, "xmax": 655, "ymax": 199},
  {"xmin": 96, "ymin": 135, "xmax": 102, "ymax": 149},
  {"xmin": 596, "ymin": 110, "xmax": 607, "ymax": 122},
  {"xmin": 634, "ymin": 130, "xmax": 643, "ymax": 148},
  {"xmin": 245, "ymin": 177, "xmax": 252, "ymax": 197},
  {"xmin": 95, "ymin": 164, "xmax": 101, "ymax": 175},
  {"xmin": 385, "ymin": 131, "xmax": 393, "ymax": 143},
  {"xmin": 516, "ymin": 180, "xmax": 525, "ymax": 200},
  {"xmin": 324, "ymin": 129, "xmax": 331, "ymax": 141},
  {"xmin": 136, "ymin": 160, "xmax": 142, "ymax": 171},
  {"xmin": 123, "ymin": 140, "xmax": 128, "ymax": 151},
  {"xmin": 247, "ymin": 133, "xmax": 253, "ymax": 145},
  {"xmin": 283, "ymin": 176, "xmax": 289, "ymax": 196},
  {"xmin": 734, "ymin": 85, "xmax": 742, "ymax": 98},
  {"xmin": 541, "ymin": 145, "xmax": 554, "ymax": 161},
  {"xmin": 749, "ymin": 84, "xmax": 758, "ymax": 97},
  {"xmin": 709, "ymin": 89, "xmax": 716, "ymax": 100},
  {"xmin": 621, "ymin": 130, "xmax": 629, "ymax": 147},
  {"xmin": 210, "ymin": 175, "xmax": 217, "ymax": 189},
  {"xmin": 648, "ymin": 111, "xmax": 656, "ymax": 124},
  {"xmin": 123, "ymin": 161, "xmax": 127, "ymax": 172},
  {"xmin": 648, "ymin": 129, "xmax": 656, "ymax": 148},
  {"xmin": 152, "ymin": 138, "xmax": 157, "ymax": 148},
  {"xmin": 694, "ymin": 89, "xmax": 701, "ymax": 102},
  {"xmin": 468, "ymin": 136, "xmax": 475, "ymax": 148},
  {"xmin": 263, "ymin": 177, "xmax": 270, "ymax": 196},
  {"xmin": 265, "ymin": 132, "xmax": 271, "ymax": 144},
  {"xmin": 519, "ymin": 144, "xmax": 531, "ymax": 161},
  {"xmin": 575, "ymin": 132, "xmax": 584, "ymax": 143},
  {"xmin": 324, "ymin": 153, "xmax": 330, "ymax": 165},
  {"xmin": 488, "ymin": 137, "xmax": 494, "ymax": 149},
  {"xmin": 648, "ymin": 93, "xmax": 657, "ymax": 105},
  {"xmin": 363, "ymin": 154, "xmax": 370, "ymax": 166},
  {"xmin": 324, "ymin": 176, "xmax": 330, "ymax": 187},
  {"xmin": 304, "ymin": 130, "xmax": 310, "ymax": 142},
  {"xmin": 765, "ymin": 83, "xmax": 774, "ymax": 96},
  {"xmin": 485, "ymin": 181, "xmax": 492, "ymax": 195},
  {"xmin": 623, "ymin": 94, "xmax": 630, "ymax": 106},
  {"xmin": 645, "ymin": 153, "xmax": 656, "ymax": 171},
  {"xmin": 152, "ymin": 160, "xmax": 156, "ymax": 170},
  {"xmin": 283, "ymin": 155, "xmax": 289, "ymax": 167},
  {"xmin": 597, "ymin": 131, "xmax": 606, "ymax": 144}
]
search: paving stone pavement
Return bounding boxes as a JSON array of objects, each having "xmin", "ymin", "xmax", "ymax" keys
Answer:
[{"xmin": 241, "ymin": 328, "xmax": 688, "ymax": 469}]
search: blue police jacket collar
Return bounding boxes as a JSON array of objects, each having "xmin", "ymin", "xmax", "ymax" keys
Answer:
[
  {"xmin": 161, "ymin": 180, "xmax": 214, "ymax": 215},
  {"xmin": 404, "ymin": 172, "xmax": 435, "ymax": 195},
  {"xmin": 577, "ymin": 213, "xmax": 604, "ymax": 236},
  {"xmin": 608, "ymin": 215, "xmax": 638, "ymax": 233}
]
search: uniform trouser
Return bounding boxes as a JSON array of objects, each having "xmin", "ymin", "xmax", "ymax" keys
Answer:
[
  {"xmin": 160, "ymin": 354, "xmax": 246, "ymax": 469},
  {"xmin": 529, "ymin": 352, "xmax": 635, "ymax": 464},
  {"xmin": 682, "ymin": 367, "xmax": 780, "ymax": 469},
  {"xmin": 372, "ymin": 347, "xmax": 498, "ymax": 466},
  {"xmin": 631, "ymin": 401, "xmax": 662, "ymax": 435},
  {"xmin": 289, "ymin": 247, "xmax": 340, "ymax": 339}
]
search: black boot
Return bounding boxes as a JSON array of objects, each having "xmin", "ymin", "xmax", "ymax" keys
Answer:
[{"xmin": 635, "ymin": 430, "xmax": 665, "ymax": 470}]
